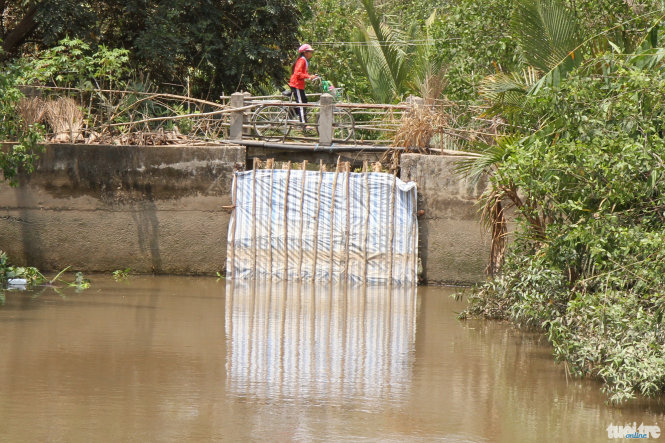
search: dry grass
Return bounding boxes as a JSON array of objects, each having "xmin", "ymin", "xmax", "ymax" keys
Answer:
[
  {"xmin": 17, "ymin": 97, "xmax": 45, "ymax": 131},
  {"xmin": 391, "ymin": 105, "xmax": 450, "ymax": 152},
  {"xmin": 44, "ymin": 97, "xmax": 84, "ymax": 142}
]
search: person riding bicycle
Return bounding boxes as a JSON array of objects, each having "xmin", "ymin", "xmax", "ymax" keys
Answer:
[{"xmin": 289, "ymin": 44, "xmax": 319, "ymax": 128}]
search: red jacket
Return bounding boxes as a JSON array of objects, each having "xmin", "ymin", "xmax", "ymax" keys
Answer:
[{"xmin": 289, "ymin": 56, "xmax": 314, "ymax": 90}]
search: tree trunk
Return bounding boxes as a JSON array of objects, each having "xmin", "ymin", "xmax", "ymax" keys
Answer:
[{"xmin": 1, "ymin": 5, "xmax": 39, "ymax": 56}]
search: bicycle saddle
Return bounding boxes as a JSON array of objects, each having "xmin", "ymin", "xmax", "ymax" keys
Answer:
[{"xmin": 282, "ymin": 89, "xmax": 292, "ymax": 98}]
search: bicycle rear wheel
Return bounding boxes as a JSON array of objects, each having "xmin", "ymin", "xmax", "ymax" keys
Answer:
[{"xmin": 252, "ymin": 105, "xmax": 290, "ymax": 141}]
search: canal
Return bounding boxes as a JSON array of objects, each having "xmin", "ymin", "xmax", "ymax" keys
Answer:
[{"xmin": 0, "ymin": 276, "xmax": 663, "ymax": 441}]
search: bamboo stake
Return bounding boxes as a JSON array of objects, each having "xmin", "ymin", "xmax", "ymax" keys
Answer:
[
  {"xmin": 251, "ymin": 157, "xmax": 259, "ymax": 278},
  {"xmin": 363, "ymin": 168, "xmax": 370, "ymax": 285},
  {"xmin": 230, "ymin": 172, "xmax": 238, "ymax": 280},
  {"xmin": 283, "ymin": 161, "xmax": 292, "ymax": 279},
  {"xmin": 403, "ymin": 185, "xmax": 414, "ymax": 283},
  {"xmin": 329, "ymin": 157, "xmax": 341, "ymax": 282},
  {"xmin": 362, "ymin": 160, "xmax": 368, "ymax": 173},
  {"xmin": 411, "ymin": 187, "xmax": 418, "ymax": 283},
  {"xmin": 343, "ymin": 162, "xmax": 351, "ymax": 284},
  {"xmin": 267, "ymin": 158, "xmax": 275, "ymax": 278},
  {"xmin": 297, "ymin": 160, "xmax": 308, "ymax": 280},
  {"xmin": 312, "ymin": 160, "xmax": 324, "ymax": 281},
  {"xmin": 388, "ymin": 173, "xmax": 397, "ymax": 284}
]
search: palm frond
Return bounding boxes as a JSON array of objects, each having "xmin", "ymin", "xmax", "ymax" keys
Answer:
[
  {"xmin": 479, "ymin": 67, "xmax": 540, "ymax": 115},
  {"xmin": 351, "ymin": 27, "xmax": 397, "ymax": 103},
  {"xmin": 353, "ymin": 0, "xmax": 435, "ymax": 103},
  {"xmin": 511, "ymin": 0, "xmax": 581, "ymax": 78},
  {"xmin": 456, "ymin": 135, "xmax": 521, "ymax": 184}
]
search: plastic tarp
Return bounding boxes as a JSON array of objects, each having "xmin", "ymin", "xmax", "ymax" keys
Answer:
[{"xmin": 226, "ymin": 169, "xmax": 418, "ymax": 284}]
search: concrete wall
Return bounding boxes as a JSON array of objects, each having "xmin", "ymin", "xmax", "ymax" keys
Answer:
[
  {"xmin": 0, "ymin": 144, "xmax": 244, "ymax": 274},
  {"xmin": 0, "ymin": 146, "xmax": 489, "ymax": 282},
  {"xmin": 400, "ymin": 154, "xmax": 490, "ymax": 285}
]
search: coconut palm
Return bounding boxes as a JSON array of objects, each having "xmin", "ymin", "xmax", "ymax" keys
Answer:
[
  {"xmin": 479, "ymin": 0, "xmax": 582, "ymax": 114},
  {"xmin": 462, "ymin": 0, "xmax": 582, "ymax": 274},
  {"xmin": 351, "ymin": 0, "xmax": 436, "ymax": 103}
]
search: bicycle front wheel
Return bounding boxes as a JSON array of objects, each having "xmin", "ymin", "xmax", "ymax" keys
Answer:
[
  {"xmin": 315, "ymin": 108, "xmax": 355, "ymax": 142},
  {"xmin": 252, "ymin": 105, "xmax": 290, "ymax": 141},
  {"xmin": 332, "ymin": 109, "xmax": 354, "ymax": 142}
]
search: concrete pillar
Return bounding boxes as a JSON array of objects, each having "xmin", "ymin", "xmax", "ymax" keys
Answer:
[
  {"xmin": 319, "ymin": 93, "xmax": 333, "ymax": 146},
  {"xmin": 230, "ymin": 92, "xmax": 245, "ymax": 140},
  {"xmin": 406, "ymin": 95, "xmax": 425, "ymax": 109},
  {"xmin": 243, "ymin": 92, "xmax": 252, "ymax": 135}
]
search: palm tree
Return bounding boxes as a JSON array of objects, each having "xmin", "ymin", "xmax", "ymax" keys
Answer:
[
  {"xmin": 351, "ymin": 0, "xmax": 436, "ymax": 103},
  {"xmin": 463, "ymin": 0, "xmax": 582, "ymax": 274}
]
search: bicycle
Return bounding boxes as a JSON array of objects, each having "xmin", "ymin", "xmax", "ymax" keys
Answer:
[{"xmin": 251, "ymin": 78, "xmax": 355, "ymax": 143}]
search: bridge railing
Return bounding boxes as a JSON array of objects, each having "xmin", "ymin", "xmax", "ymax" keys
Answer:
[
  {"xmin": 17, "ymin": 85, "xmax": 424, "ymax": 147},
  {"xmin": 227, "ymin": 91, "xmax": 417, "ymax": 147}
]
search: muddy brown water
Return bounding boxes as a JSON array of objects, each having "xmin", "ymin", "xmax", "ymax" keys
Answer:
[{"xmin": 0, "ymin": 276, "xmax": 663, "ymax": 442}]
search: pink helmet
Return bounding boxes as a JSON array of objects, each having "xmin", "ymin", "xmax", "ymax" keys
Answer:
[{"xmin": 298, "ymin": 44, "xmax": 314, "ymax": 53}]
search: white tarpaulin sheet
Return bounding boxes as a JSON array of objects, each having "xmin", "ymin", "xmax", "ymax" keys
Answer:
[{"xmin": 226, "ymin": 168, "xmax": 418, "ymax": 284}]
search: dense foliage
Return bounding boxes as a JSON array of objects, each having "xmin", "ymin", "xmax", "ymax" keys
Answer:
[
  {"xmin": 0, "ymin": 64, "xmax": 43, "ymax": 186},
  {"xmin": 429, "ymin": 0, "xmax": 518, "ymax": 101},
  {"xmin": 462, "ymin": 50, "xmax": 665, "ymax": 403},
  {"xmin": 2, "ymin": 0, "xmax": 302, "ymax": 98}
]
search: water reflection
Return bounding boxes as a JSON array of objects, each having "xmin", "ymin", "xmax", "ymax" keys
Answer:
[{"xmin": 225, "ymin": 281, "xmax": 417, "ymax": 404}]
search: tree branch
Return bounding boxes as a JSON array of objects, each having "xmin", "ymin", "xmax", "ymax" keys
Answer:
[{"xmin": 1, "ymin": 4, "xmax": 39, "ymax": 56}]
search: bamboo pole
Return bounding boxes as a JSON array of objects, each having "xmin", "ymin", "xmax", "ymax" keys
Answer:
[
  {"xmin": 388, "ymin": 173, "xmax": 397, "ymax": 284},
  {"xmin": 411, "ymin": 187, "xmax": 418, "ymax": 283},
  {"xmin": 251, "ymin": 157, "xmax": 259, "ymax": 277},
  {"xmin": 297, "ymin": 160, "xmax": 308, "ymax": 280},
  {"xmin": 329, "ymin": 157, "xmax": 341, "ymax": 282},
  {"xmin": 343, "ymin": 162, "xmax": 351, "ymax": 284},
  {"xmin": 106, "ymin": 104, "xmax": 257, "ymax": 127},
  {"xmin": 229, "ymin": 172, "xmax": 238, "ymax": 280},
  {"xmin": 312, "ymin": 160, "xmax": 324, "ymax": 281},
  {"xmin": 283, "ymin": 161, "xmax": 292, "ymax": 280},
  {"xmin": 267, "ymin": 158, "xmax": 275, "ymax": 278},
  {"xmin": 363, "ymin": 168, "xmax": 370, "ymax": 285}
]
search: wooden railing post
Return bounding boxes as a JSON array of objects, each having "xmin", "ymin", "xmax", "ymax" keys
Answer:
[
  {"xmin": 230, "ymin": 92, "xmax": 245, "ymax": 140},
  {"xmin": 318, "ymin": 93, "xmax": 333, "ymax": 146}
]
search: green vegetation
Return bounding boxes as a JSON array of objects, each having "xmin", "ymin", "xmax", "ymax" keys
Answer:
[
  {"xmin": 1, "ymin": 0, "xmax": 302, "ymax": 98},
  {"xmin": 0, "ymin": 62, "xmax": 44, "ymax": 186},
  {"xmin": 0, "ymin": 251, "xmax": 91, "ymax": 302},
  {"xmin": 458, "ymin": 0, "xmax": 665, "ymax": 403},
  {"xmin": 0, "ymin": 251, "xmax": 43, "ymax": 288},
  {"xmin": 112, "ymin": 268, "xmax": 131, "ymax": 282}
]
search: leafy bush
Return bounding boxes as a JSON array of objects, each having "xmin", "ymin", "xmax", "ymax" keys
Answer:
[
  {"xmin": 0, "ymin": 251, "xmax": 43, "ymax": 287},
  {"xmin": 429, "ymin": 0, "xmax": 518, "ymax": 101},
  {"xmin": 462, "ymin": 54, "xmax": 665, "ymax": 403},
  {"xmin": 0, "ymin": 64, "xmax": 44, "ymax": 186}
]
